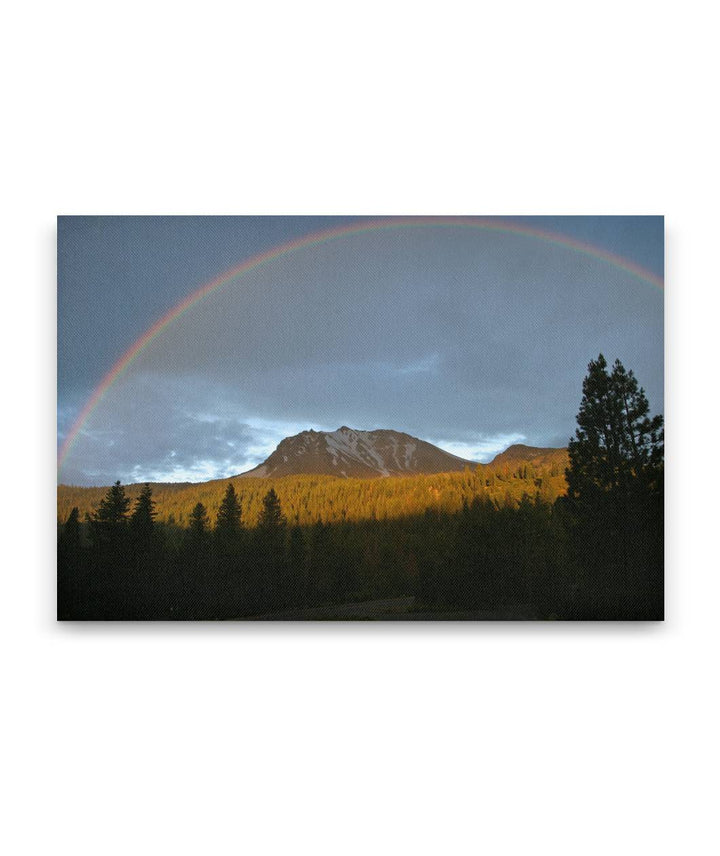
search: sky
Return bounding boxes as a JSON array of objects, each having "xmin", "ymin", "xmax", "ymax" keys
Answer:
[{"xmin": 57, "ymin": 216, "xmax": 664, "ymax": 486}]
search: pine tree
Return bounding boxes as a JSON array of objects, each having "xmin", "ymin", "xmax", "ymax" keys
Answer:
[
  {"xmin": 214, "ymin": 482, "xmax": 243, "ymax": 577},
  {"xmin": 184, "ymin": 501, "xmax": 211, "ymax": 566},
  {"xmin": 565, "ymin": 354, "xmax": 664, "ymax": 618},
  {"xmin": 188, "ymin": 502, "xmax": 210, "ymax": 540},
  {"xmin": 95, "ymin": 480, "xmax": 130, "ymax": 524},
  {"xmin": 257, "ymin": 488, "xmax": 286, "ymax": 530},
  {"xmin": 178, "ymin": 501, "xmax": 212, "ymax": 617},
  {"xmin": 89, "ymin": 480, "xmax": 130, "ymax": 548},
  {"xmin": 215, "ymin": 483, "xmax": 242, "ymax": 535},
  {"xmin": 130, "ymin": 484, "xmax": 156, "ymax": 541},
  {"xmin": 128, "ymin": 483, "xmax": 162, "ymax": 575},
  {"xmin": 255, "ymin": 488, "xmax": 287, "ymax": 609},
  {"xmin": 567, "ymin": 354, "xmax": 663, "ymax": 506}
]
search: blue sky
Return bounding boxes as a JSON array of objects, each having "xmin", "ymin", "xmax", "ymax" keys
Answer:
[{"xmin": 58, "ymin": 216, "xmax": 664, "ymax": 485}]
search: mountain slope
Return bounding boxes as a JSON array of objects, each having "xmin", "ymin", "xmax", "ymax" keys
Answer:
[
  {"xmin": 489, "ymin": 444, "xmax": 568, "ymax": 469},
  {"xmin": 239, "ymin": 426, "xmax": 478, "ymax": 479}
]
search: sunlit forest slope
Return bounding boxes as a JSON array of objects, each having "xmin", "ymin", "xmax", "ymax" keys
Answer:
[{"xmin": 58, "ymin": 449, "xmax": 569, "ymax": 528}]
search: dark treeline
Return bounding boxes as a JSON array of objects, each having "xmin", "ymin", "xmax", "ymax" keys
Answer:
[
  {"xmin": 57, "ymin": 484, "xmax": 572, "ymax": 619},
  {"xmin": 57, "ymin": 355, "xmax": 664, "ymax": 620}
]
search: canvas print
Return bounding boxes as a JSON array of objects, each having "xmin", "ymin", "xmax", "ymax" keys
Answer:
[{"xmin": 57, "ymin": 216, "xmax": 664, "ymax": 620}]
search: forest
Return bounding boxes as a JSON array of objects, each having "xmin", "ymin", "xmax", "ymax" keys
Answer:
[
  {"xmin": 57, "ymin": 356, "xmax": 664, "ymax": 620},
  {"xmin": 57, "ymin": 452, "xmax": 569, "ymax": 529}
]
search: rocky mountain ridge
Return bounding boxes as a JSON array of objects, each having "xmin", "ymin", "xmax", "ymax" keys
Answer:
[{"xmin": 240, "ymin": 427, "xmax": 565, "ymax": 479}]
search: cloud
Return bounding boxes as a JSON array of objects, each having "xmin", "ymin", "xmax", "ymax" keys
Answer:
[
  {"xmin": 59, "ymin": 226, "xmax": 663, "ymax": 485},
  {"xmin": 428, "ymin": 434, "xmax": 527, "ymax": 463},
  {"xmin": 59, "ymin": 374, "xmax": 338, "ymax": 484}
]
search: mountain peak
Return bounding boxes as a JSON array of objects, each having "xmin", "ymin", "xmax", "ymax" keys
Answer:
[{"xmin": 240, "ymin": 427, "xmax": 477, "ymax": 479}]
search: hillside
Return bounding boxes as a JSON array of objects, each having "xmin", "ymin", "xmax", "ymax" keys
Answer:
[
  {"xmin": 489, "ymin": 444, "xmax": 569, "ymax": 468},
  {"xmin": 57, "ymin": 445, "xmax": 569, "ymax": 528}
]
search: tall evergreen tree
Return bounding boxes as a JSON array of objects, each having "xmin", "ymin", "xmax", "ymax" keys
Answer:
[
  {"xmin": 178, "ymin": 501, "xmax": 212, "ymax": 618},
  {"xmin": 257, "ymin": 488, "xmax": 286, "ymax": 531},
  {"xmin": 187, "ymin": 502, "xmax": 210, "ymax": 541},
  {"xmin": 565, "ymin": 355, "xmax": 664, "ymax": 618},
  {"xmin": 125, "ymin": 483, "xmax": 163, "ymax": 616},
  {"xmin": 215, "ymin": 483, "xmax": 242, "ymax": 536},
  {"xmin": 567, "ymin": 354, "xmax": 663, "ymax": 505},
  {"xmin": 89, "ymin": 480, "xmax": 130, "ymax": 548},
  {"xmin": 130, "ymin": 484, "xmax": 156, "ymax": 541},
  {"xmin": 254, "ymin": 488, "xmax": 288, "ymax": 609},
  {"xmin": 129, "ymin": 483, "xmax": 162, "ymax": 573},
  {"xmin": 95, "ymin": 480, "xmax": 130, "ymax": 524},
  {"xmin": 184, "ymin": 501, "xmax": 211, "ymax": 567},
  {"xmin": 211, "ymin": 483, "xmax": 245, "ymax": 614}
]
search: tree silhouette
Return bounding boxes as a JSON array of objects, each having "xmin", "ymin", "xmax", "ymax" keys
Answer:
[
  {"xmin": 257, "ymin": 488, "xmax": 286, "ymax": 531},
  {"xmin": 129, "ymin": 483, "xmax": 161, "ymax": 570},
  {"xmin": 179, "ymin": 502, "xmax": 212, "ymax": 617},
  {"xmin": 187, "ymin": 502, "xmax": 210, "ymax": 543},
  {"xmin": 567, "ymin": 354, "xmax": 663, "ymax": 506},
  {"xmin": 253, "ymin": 488, "xmax": 288, "ymax": 609},
  {"xmin": 213, "ymin": 483, "xmax": 244, "ymax": 613},
  {"xmin": 130, "ymin": 484, "xmax": 156, "ymax": 539},
  {"xmin": 565, "ymin": 354, "xmax": 664, "ymax": 618},
  {"xmin": 215, "ymin": 483, "xmax": 242, "ymax": 536},
  {"xmin": 89, "ymin": 480, "xmax": 130, "ymax": 549},
  {"xmin": 124, "ymin": 483, "xmax": 163, "ymax": 616}
]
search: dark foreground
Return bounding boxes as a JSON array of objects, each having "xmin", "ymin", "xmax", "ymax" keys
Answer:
[
  {"xmin": 251, "ymin": 596, "xmax": 543, "ymax": 620},
  {"xmin": 58, "ymin": 494, "xmax": 663, "ymax": 622}
]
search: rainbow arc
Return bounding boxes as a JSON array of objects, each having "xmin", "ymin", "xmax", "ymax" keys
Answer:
[{"xmin": 57, "ymin": 217, "xmax": 663, "ymax": 475}]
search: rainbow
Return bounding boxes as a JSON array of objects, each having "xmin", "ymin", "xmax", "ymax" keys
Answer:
[{"xmin": 57, "ymin": 216, "xmax": 664, "ymax": 475}]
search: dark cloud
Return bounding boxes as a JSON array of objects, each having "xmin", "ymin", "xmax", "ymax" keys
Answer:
[{"xmin": 59, "ymin": 222, "xmax": 663, "ymax": 485}]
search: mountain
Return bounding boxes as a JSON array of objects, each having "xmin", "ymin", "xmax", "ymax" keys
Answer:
[
  {"xmin": 239, "ymin": 426, "xmax": 479, "ymax": 479},
  {"xmin": 489, "ymin": 444, "xmax": 568, "ymax": 468}
]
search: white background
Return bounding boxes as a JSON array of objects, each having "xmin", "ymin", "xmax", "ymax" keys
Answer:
[{"xmin": 2, "ymin": 2, "xmax": 718, "ymax": 854}]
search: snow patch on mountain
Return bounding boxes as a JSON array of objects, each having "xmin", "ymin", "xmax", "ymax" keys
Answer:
[{"xmin": 239, "ymin": 425, "xmax": 481, "ymax": 479}]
